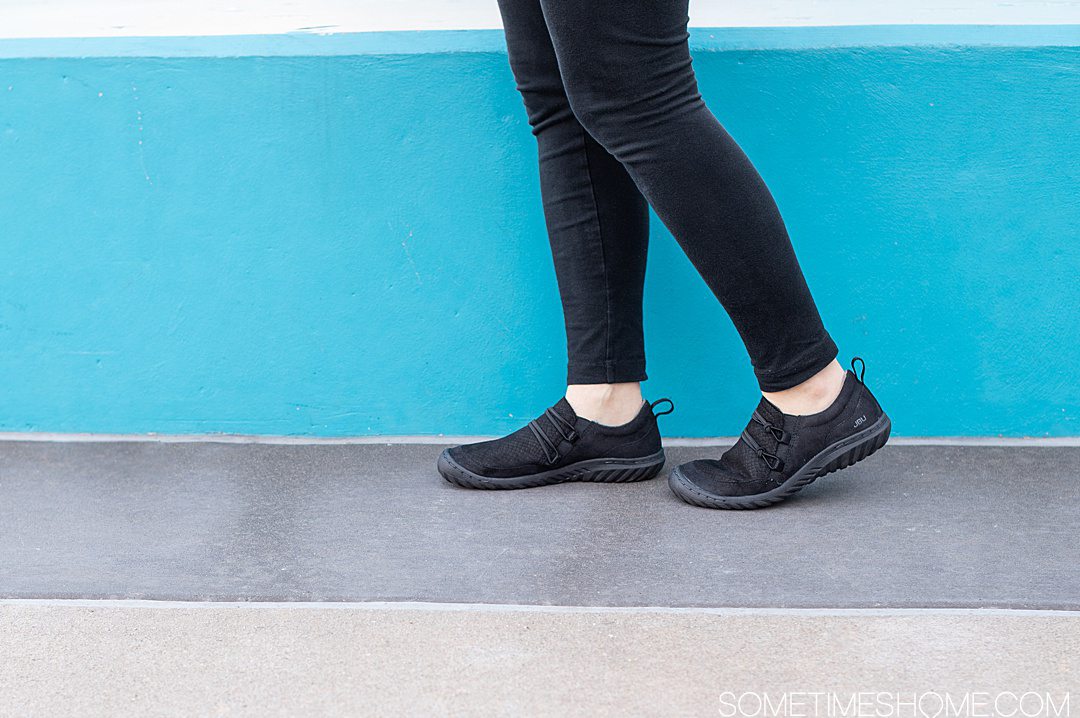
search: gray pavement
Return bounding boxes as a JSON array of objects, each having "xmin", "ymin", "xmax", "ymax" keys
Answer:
[{"xmin": 2, "ymin": 440, "xmax": 1077, "ymax": 609}]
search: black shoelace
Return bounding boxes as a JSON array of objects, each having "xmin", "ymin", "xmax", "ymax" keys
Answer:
[
  {"xmin": 742, "ymin": 410, "xmax": 788, "ymax": 471},
  {"xmin": 527, "ymin": 408, "xmax": 579, "ymax": 465},
  {"xmin": 742, "ymin": 356, "xmax": 867, "ymax": 471}
]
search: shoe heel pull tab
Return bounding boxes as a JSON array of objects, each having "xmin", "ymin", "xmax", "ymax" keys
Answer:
[
  {"xmin": 650, "ymin": 398, "xmax": 675, "ymax": 417},
  {"xmin": 850, "ymin": 356, "xmax": 866, "ymax": 384}
]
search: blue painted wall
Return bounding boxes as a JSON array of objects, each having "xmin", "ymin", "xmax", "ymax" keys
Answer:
[{"xmin": 1, "ymin": 29, "xmax": 1078, "ymax": 436}]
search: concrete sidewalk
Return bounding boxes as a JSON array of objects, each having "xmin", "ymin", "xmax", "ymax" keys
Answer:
[
  {"xmin": 1, "ymin": 441, "xmax": 1077, "ymax": 608},
  {"xmin": 2, "ymin": 602, "xmax": 1078, "ymax": 716},
  {"xmin": 3, "ymin": 439, "xmax": 1078, "ymax": 716}
]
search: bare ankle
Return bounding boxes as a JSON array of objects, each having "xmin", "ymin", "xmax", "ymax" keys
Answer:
[
  {"xmin": 565, "ymin": 383, "xmax": 644, "ymax": 425},
  {"xmin": 762, "ymin": 360, "xmax": 846, "ymax": 416}
]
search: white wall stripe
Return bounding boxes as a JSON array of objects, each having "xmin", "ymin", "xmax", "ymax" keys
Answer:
[{"xmin": 2, "ymin": 0, "xmax": 1078, "ymax": 40}]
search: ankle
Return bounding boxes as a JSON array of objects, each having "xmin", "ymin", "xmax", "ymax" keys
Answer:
[
  {"xmin": 762, "ymin": 360, "xmax": 846, "ymax": 416},
  {"xmin": 565, "ymin": 383, "xmax": 644, "ymax": 425}
]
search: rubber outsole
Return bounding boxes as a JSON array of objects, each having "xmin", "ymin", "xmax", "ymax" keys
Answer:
[
  {"xmin": 438, "ymin": 449, "xmax": 666, "ymax": 490},
  {"xmin": 668, "ymin": 413, "xmax": 892, "ymax": 510}
]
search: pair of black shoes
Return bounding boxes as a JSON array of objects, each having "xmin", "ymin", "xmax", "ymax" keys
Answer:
[{"xmin": 437, "ymin": 359, "xmax": 891, "ymax": 509}]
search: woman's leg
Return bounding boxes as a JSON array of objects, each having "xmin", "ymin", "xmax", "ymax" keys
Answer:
[
  {"xmin": 436, "ymin": 0, "xmax": 674, "ymax": 490},
  {"xmin": 537, "ymin": 0, "xmax": 838, "ymax": 394},
  {"xmin": 497, "ymin": 0, "xmax": 651, "ymax": 424},
  {"xmin": 537, "ymin": 0, "xmax": 891, "ymax": 508}
]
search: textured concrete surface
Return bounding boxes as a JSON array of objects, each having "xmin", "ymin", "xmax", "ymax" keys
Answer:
[
  {"xmin": 2, "ymin": 441, "xmax": 1077, "ymax": 608},
  {"xmin": 1, "ymin": 602, "xmax": 1077, "ymax": 717}
]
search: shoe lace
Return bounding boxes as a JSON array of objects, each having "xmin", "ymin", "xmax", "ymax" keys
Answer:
[
  {"xmin": 527, "ymin": 408, "xmax": 579, "ymax": 465},
  {"xmin": 751, "ymin": 410, "xmax": 789, "ymax": 444},
  {"xmin": 743, "ymin": 410, "xmax": 787, "ymax": 472}
]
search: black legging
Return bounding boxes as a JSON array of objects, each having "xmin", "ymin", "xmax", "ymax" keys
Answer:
[{"xmin": 497, "ymin": 0, "xmax": 838, "ymax": 392}]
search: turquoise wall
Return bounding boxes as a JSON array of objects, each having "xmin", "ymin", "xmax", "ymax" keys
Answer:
[{"xmin": 1, "ymin": 28, "xmax": 1078, "ymax": 437}]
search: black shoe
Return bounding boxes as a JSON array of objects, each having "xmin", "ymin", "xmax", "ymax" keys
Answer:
[
  {"xmin": 669, "ymin": 358, "xmax": 890, "ymax": 509},
  {"xmin": 438, "ymin": 397, "xmax": 673, "ymax": 490}
]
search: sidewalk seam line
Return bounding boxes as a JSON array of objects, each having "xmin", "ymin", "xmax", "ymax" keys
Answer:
[{"xmin": 1, "ymin": 599, "xmax": 1078, "ymax": 616}]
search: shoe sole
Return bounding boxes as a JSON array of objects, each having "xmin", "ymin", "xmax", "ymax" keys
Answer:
[
  {"xmin": 668, "ymin": 413, "xmax": 892, "ymax": 510},
  {"xmin": 438, "ymin": 449, "xmax": 667, "ymax": 490}
]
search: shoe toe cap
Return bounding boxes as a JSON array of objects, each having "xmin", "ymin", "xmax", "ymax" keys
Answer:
[
  {"xmin": 673, "ymin": 459, "xmax": 769, "ymax": 498},
  {"xmin": 444, "ymin": 444, "xmax": 483, "ymax": 474}
]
